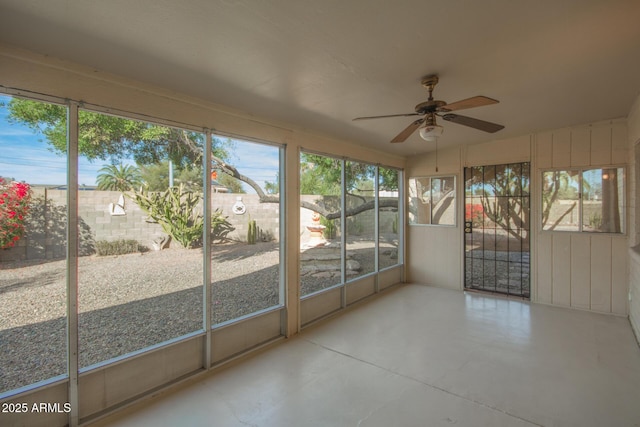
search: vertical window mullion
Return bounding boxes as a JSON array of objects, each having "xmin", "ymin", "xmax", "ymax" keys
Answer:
[
  {"xmin": 279, "ymin": 146, "xmax": 287, "ymax": 337},
  {"xmin": 67, "ymin": 101, "xmax": 80, "ymax": 427},
  {"xmin": 374, "ymin": 166, "xmax": 380, "ymax": 291},
  {"xmin": 398, "ymin": 169, "xmax": 405, "ymax": 267},
  {"xmin": 203, "ymin": 131, "xmax": 212, "ymax": 369},
  {"xmin": 579, "ymin": 170, "xmax": 584, "ymax": 232},
  {"xmin": 429, "ymin": 177, "xmax": 435, "ymax": 224},
  {"xmin": 340, "ymin": 159, "xmax": 347, "ymax": 307}
]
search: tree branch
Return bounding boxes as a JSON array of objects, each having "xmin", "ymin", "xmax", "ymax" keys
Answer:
[
  {"xmin": 546, "ymin": 202, "xmax": 577, "ymax": 231},
  {"xmin": 210, "ymin": 154, "xmax": 398, "ymax": 219},
  {"xmin": 300, "ymin": 199, "xmax": 398, "ymax": 220},
  {"xmin": 212, "ymin": 154, "xmax": 267, "ymax": 199}
]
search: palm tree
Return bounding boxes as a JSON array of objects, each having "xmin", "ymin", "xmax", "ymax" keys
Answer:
[{"xmin": 96, "ymin": 164, "xmax": 143, "ymax": 191}]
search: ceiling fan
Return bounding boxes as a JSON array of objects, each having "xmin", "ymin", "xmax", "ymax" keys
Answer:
[{"xmin": 353, "ymin": 75, "xmax": 504, "ymax": 143}]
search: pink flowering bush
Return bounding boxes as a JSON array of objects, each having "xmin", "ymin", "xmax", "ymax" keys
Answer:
[
  {"xmin": 465, "ymin": 203, "xmax": 485, "ymax": 227},
  {"xmin": 0, "ymin": 178, "xmax": 32, "ymax": 249}
]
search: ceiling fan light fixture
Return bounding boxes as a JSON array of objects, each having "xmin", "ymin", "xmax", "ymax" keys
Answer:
[
  {"xmin": 352, "ymin": 75, "xmax": 503, "ymax": 144},
  {"xmin": 419, "ymin": 124, "xmax": 444, "ymax": 142}
]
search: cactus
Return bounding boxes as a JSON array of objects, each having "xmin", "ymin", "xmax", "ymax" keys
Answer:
[
  {"xmin": 129, "ymin": 184, "xmax": 204, "ymax": 249},
  {"xmin": 247, "ymin": 219, "xmax": 257, "ymax": 244}
]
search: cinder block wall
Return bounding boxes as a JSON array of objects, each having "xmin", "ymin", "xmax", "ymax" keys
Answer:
[
  {"xmin": 82, "ymin": 190, "xmax": 164, "ymax": 244},
  {"xmin": 212, "ymin": 193, "xmax": 280, "ymax": 242},
  {"xmin": 1, "ymin": 190, "xmax": 283, "ymax": 262},
  {"xmin": 1, "ymin": 189, "xmax": 165, "ymax": 262},
  {"xmin": 1, "ymin": 190, "xmax": 396, "ymax": 262}
]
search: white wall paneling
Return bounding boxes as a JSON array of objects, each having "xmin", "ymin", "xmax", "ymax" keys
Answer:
[
  {"xmin": 590, "ymin": 235, "xmax": 613, "ymax": 313},
  {"xmin": 536, "ymin": 233, "xmax": 553, "ymax": 305},
  {"xmin": 629, "ymin": 252, "xmax": 640, "ymax": 337},
  {"xmin": 536, "ymin": 131, "xmax": 553, "ymax": 169},
  {"xmin": 570, "ymin": 127, "xmax": 591, "ymax": 167},
  {"xmin": 628, "ymin": 94, "xmax": 640, "ymax": 340},
  {"xmin": 611, "ymin": 237, "xmax": 629, "ymax": 315},
  {"xmin": 591, "ymin": 124, "xmax": 613, "ymax": 166},
  {"xmin": 570, "ymin": 234, "xmax": 591, "ymax": 309},
  {"xmin": 552, "ymin": 129, "xmax": 571, "ymax": 168},
  {"xmin": 465, "ymin": 135, "xmax": 531, "ymax": 167},
  {"xmin": 551, "ymin": 233, "xmax": 572, "ymax": 307},
  {"xmin": 407, "ymin": 120, "xmax": 630, "ymax": 317},
  {"xmin": 612, "ymin": 121, "xmax": 628, "ymax": 165},
  {"xmin": 534, "ymin": 120, "xmax": 629, "ymax": 315}
]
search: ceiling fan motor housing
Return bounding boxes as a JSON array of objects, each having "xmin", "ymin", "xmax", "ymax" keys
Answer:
[
  {"xmin": 352, "ymin": 73, "xmax": 503, "ymax": 143},
  {"xmin": 415, "ymin": 99, "xmax": 447, "ymax": 114}
]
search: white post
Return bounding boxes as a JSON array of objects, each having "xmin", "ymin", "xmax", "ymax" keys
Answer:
[{"xmin": 67, "ymin": 102, "xmax": 79, "ymax": 427}]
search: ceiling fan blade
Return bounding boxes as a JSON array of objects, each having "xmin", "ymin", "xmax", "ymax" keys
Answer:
[
  {"xmin": 391, "ymin": 118, "xmax": 424, "ymax": 143},
  {"xmin": 353, "ymin": 113, "xmax": 421, "ymax": 121},
  {"xmin": 441, "ymin": 113, "xmax": 504, "ymax": 133},
  {"xmin": 438, "ymin": 96, "xmax": 499, "ymax": 112}
]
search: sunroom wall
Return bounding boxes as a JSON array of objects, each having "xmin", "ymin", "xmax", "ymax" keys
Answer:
[
  {"xmin": 627, "ymin": 92, "xmax": 640, "ymax": 340},
  {"xmin": 406, "ymin": 120, "xmax": 630, "ymax": 316},
  {"xmin": 0, "ymin": 44, "xmax": 405, "ymax": 426},
  {"xmin": 0, "ymin": 42, "xmax": 404, "ymax": 323}
]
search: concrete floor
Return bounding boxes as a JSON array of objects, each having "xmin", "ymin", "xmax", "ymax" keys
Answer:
[{"xmin": 89, "ymin": 285, "xmax": 640, "ymax": 427}]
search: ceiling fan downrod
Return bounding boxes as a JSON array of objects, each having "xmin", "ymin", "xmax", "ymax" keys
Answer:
[
  {"xmin": 415, "ymin": 75, "xmax": 447, "ymax": 114},
  {"xmin": 421, "ymin": 74, "xmax": 439, "ymax": 97}
]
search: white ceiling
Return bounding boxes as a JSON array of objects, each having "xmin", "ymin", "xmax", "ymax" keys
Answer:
[{"xmin": 1, "ymin": 0, "xmax": 640, "ymax": 156}]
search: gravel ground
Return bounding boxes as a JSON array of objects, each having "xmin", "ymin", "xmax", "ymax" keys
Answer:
[
  {"xmin": 0, "ymin": 240, "xmax": 398, "ymax": 393},
  {"xmin": 0, "ymin": 241, "xmax": 280, "ymax": 393}
]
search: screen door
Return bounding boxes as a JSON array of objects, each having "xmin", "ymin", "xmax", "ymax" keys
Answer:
[{"xmin": 464, "ymin": 163, "xmax": 530, "ymax": 298}]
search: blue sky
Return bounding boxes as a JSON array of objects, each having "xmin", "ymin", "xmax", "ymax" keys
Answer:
[{"xmin": 0, "ymin": 95, "xmax": 279, "ymax": 192}]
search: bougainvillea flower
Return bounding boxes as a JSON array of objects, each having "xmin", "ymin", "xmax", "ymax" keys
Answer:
[{"xmin": 0, "ymin": 180, "xmax": 32, "ymax": 248}]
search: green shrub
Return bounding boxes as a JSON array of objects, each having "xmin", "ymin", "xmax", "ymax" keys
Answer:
[
  {"xmin": 95, "ymin": 239, "xmax": 147, "ymax": 256},
  {"xmin": 320, "ymin": 216, "xmax": 336, "ymax": 239},
  {"xmin": 129, "ymin": 184, "xmax": 204, "ymax": 249}
]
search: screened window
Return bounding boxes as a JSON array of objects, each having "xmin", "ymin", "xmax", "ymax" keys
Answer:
[
  {"xmin": 408, "ymin": 176, "xmax": 456, "ymax": 225},
  {"xmin": 210, "ymin": 137, "xmax": 284, "ymax": 325},
  {"xmin": 0, "ymin": 95, "xmax": 68, "ymax": 392},
  {"xmin": 346, "ymin": 161, "xmax": 376, "ymax": 279},
  {"xmin": 78, "ymin": 110, "xmax": 205, "ymax": 368},
  {"xmin": 378, "ymin": 167, "xmax": 400, "ymax": 270},
  {"xmin": 542, "ymin": 168, "xmax": 624, "ymax": 233},
  {"xmin": 299, "ymin": 152, "xmax": 402, "ymax": 297},
  {"xmin": 299, "ymin": 152, "xmax": 342, "ymax": 296}
]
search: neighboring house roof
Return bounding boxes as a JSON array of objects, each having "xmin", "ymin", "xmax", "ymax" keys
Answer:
[{"xmin": 211, "ymin": 180, "xmax": 230, "ymax": 193}]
